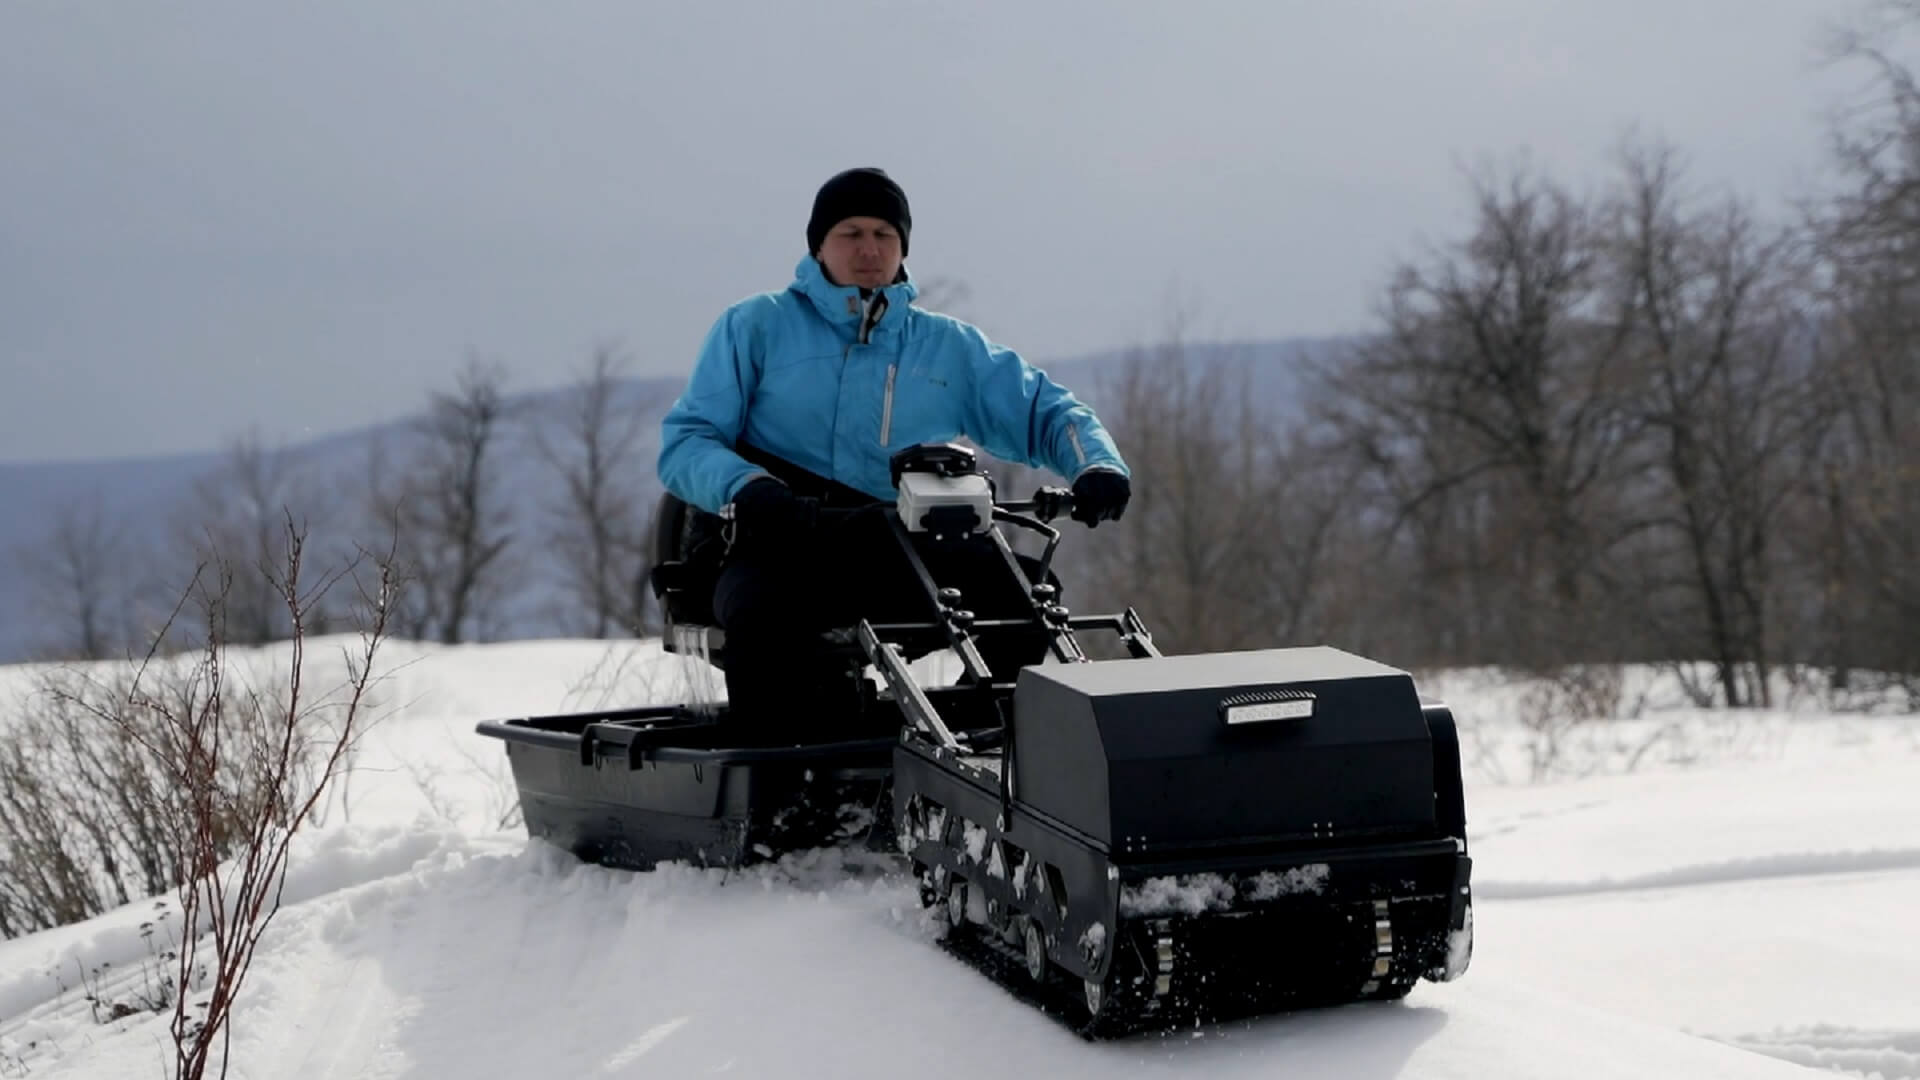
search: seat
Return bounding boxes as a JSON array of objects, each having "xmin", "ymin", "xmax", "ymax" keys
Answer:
[{"xmin": 647, "ymin": 491, "xmax": 729, "ymax": 665}]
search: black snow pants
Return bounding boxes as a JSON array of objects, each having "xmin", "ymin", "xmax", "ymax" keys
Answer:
[{"xmin": 711, "ymin": 506, "xmax": 1054, "ymax": 738}]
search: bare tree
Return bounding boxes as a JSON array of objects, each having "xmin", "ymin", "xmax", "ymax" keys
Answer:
[
  {"xmin": 1077, "ymin": 324, "xmax": 1347, "ymax": 655},
  {"xmin": 156, "ymin": 524, "xmax": 394, "ymax": 1080},
  {"xmin": 166, "ymin": 432, "xmax": 339, "ymax": 648},
  {"xmin": 1808, "ymin": 8, "xmax": 1920, "ymax": 696},
  {"xmin": 533, "ymin": 345, "xmax": 660, "ymax": 638},
  {"xmin": 1312, "ymin": 161, "xmax": 1639, "ymax": 669},
  {"xmin": 1600, "ymin": 140, "xmax": 1820, "ymax": 707},
  {"xmin": 1255, "ymin": 425, "xmax": 1378, "ymax": 649},
  {"xmin": 373, "ymin": 358, "xmax": 516, "ymax": 644},
  {"xmin": 14, "ymin": 495, "xmax": 126, "ymax": 660}
]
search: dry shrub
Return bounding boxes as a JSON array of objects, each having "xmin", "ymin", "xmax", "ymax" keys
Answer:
[
  {"xmin": 1515, "ymin": 663, "xmax": 1627, "ymax": 780},
  {"xmin": 0, "ymin": 515, "xmax": 399, "ymax": 1080}
]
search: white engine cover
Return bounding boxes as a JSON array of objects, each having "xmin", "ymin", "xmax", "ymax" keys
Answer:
[{"xmin": 896, "ymin": 471, "xmax": 994, "ymax": 535}]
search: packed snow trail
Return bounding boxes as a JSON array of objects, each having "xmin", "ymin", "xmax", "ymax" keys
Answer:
[
  {"xmin": 1729, "ymin": 1027, "xmax": 1920, "ymax": 1080},
  {"xmin": 1, "ymin": 828, "xmax": 1828, "ymax": 1079}
]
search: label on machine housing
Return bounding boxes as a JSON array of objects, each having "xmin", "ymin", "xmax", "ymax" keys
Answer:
[
  {"xmin": 1220, "ymin": 689, "xmax": 1316, "ymax": 725},
  {"xmin": 897, "ymin": 471, "xmax": 995, "ymax": 535}
]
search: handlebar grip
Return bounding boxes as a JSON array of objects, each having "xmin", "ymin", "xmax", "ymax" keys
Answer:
[{"xmin": 1002, "ymin": 486, "xmax": 1073, "ymax": 522}]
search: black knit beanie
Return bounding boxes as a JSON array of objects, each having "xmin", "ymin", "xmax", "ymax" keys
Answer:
[{"xmin": 807, "ymin": 167, "xmax": 911, "ymax": 257}]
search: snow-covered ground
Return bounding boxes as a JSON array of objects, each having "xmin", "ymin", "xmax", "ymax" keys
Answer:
[{"xmin": 0, "ymin": 639, "xmax": 1914, "ymax": 1079}]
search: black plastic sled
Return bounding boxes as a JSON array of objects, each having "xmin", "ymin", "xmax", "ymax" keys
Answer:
[{"xmin": 473, "ymin": 702, "xmax": 898, "ymax": 871}]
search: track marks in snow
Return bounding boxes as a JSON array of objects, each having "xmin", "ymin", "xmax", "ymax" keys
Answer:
[
  {"xmin": 1725, "ymin": 1025, "xmax": 1920, "ymax": 1079},
  {"xmin": 601, "ymin": 1017, "xmax": 690, "ymax": 1073},
  {"xmin": 1477, "ymin": 848, "xmax": 1920, "ymax": 900},
  {"xmin": 1473, "ymin": 798, "xmax": 1611, "ymax": 841},
  {"xmin": 0, "ymin": 826, "xmax": 483, "ymax": 1030},
  {"xmin": 278, "ymin": 956, "xmax": 400, "ymax": 1080}
]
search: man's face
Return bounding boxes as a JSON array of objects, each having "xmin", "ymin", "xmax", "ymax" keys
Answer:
[{"xmin": 816, "ymin": 216, "xmax": 903, "ymax": 289}]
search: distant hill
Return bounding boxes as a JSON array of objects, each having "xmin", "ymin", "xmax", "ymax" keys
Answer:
[{"xmin": 0, "ymin": 336, "xmax": 1349, "ymax": 662}]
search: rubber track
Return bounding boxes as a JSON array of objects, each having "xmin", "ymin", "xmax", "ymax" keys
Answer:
[
  {"xmin": 931, "ymin": 918, "xmax": 1160, "ymax": 1040},
  {"xmin": 928, "ymin": 911, "xmax": 1418, "ymax": 1040}
]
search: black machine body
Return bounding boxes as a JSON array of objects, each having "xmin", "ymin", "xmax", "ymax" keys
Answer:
[{"xmin": 476, "ymin": 443, "xmax": 1473, "ymax": 1037}]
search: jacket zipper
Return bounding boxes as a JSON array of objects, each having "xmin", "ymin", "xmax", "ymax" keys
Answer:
[
  {"xmin": 1068, "ymin": 421, "xmax": 1088, "ymax": 466},
  {"xmin": 858, "ymin": 290, "xmax": 888, "ymax": 345},
  {"xmin": 860, "ymin": 289, "xmax": 895, "ymax": 445},
  {"xmin": 880, "ymin": 362, "xmax": 897, "ymax": 445}
]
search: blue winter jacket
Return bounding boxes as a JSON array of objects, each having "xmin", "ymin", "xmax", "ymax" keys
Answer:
[{"xmin": 658, "ymin": 256, "xmax": 1129, "ymax": 515}]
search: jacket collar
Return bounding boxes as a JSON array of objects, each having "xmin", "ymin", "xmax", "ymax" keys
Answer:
[{"xmin": 790, "ymin": 254, "xmax": 919, "ymax": 338}]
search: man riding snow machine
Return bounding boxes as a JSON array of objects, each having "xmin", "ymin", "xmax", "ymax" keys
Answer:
[{"xmin": 477, "ymin": 443, "xmax": 1474, "ymax": 1036}]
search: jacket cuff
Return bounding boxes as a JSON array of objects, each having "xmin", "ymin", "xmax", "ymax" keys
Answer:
[{"xmin": 723, "ymin": 470, "xmax": 781, "ymax": 504}]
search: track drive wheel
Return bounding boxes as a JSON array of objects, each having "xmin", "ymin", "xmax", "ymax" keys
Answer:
[
  {"xmin": 914, "ymin": 862, "xmax": 939, "ymax": 910},
  {"xmin": 1072, "ymin": 930, "xmax": 1152, "ymax": 1038},
  {"xmin": 945, "ymin": 878, "xmax": 969, "ymax": 932},
  {"xmin": 1017, "ymin": 915, "xmax": 1048, "ymax": 984},
  {"xmin": 1082, "ymin": 976, "xmax": 1105, "ymax": 1019}
]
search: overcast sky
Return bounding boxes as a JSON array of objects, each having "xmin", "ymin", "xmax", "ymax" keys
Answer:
[{"xmin": 0, "ymin": 1, "xmax": 1878, "ymax": 463}]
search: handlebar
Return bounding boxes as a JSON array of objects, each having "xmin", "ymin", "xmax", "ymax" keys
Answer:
[
  {"xmin": 733, "ymin": 485, "xmax": 1077, "ymax": 525},
  {"xmin": 995, "ymin": 485, "xmax": 1074, "ymax": 523},
  {"xmin": 720, "ymin": 485, "xmax": 1080, "ymax": 551},
  {"xmin": 720, "ymin": 481, "xmax": 1078, "ymax": 587}
]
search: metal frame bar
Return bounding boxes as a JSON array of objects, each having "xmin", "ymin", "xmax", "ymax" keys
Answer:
[
  {"xmin": 887, "ymin": 515, "xmax": 996, "ymax": 684},
  {"xmin": 859, "ymin": 619, "xmax": 962, "ymax": 753}
]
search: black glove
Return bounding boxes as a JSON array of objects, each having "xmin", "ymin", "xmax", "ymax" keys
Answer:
[
  {"xmin": 1070, "ymin": 469, "xmax": 1131, "ymax": 527},
  {"xmin": 727, "ymin": 477, "xmax": 819, "ymax": 541}
]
